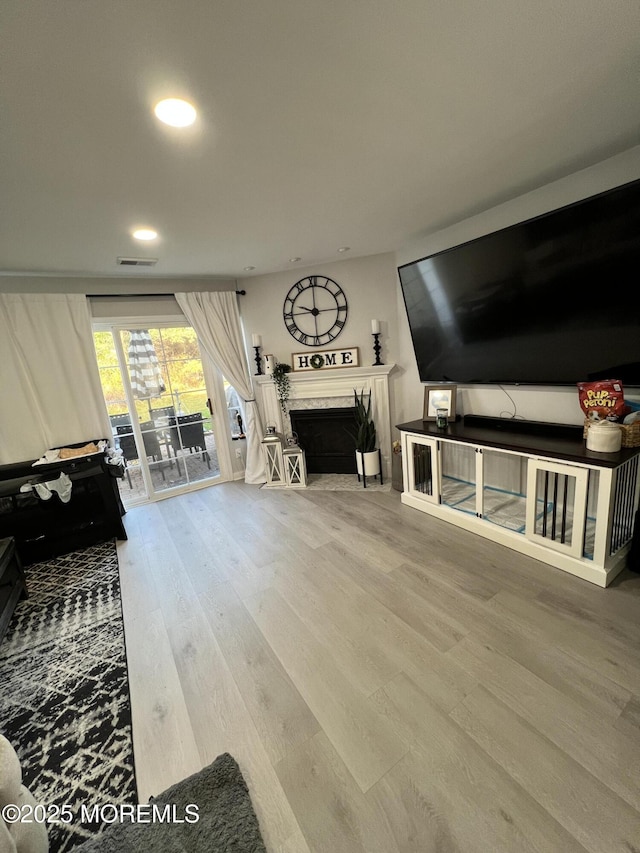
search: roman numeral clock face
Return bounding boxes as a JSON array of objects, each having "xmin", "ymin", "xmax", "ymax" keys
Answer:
[{"xmin": 283, "ymin": 276, "xmax": 348, "ymax": 346}]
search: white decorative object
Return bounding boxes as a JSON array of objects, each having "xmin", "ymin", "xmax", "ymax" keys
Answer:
[
  {"xmin": 292, "ymin": 347, "xmax": 359, "ymax": 371},
  {"xmin": 283, "ymin": 441, "xmax": 307, "ymax": 487},
  {"xmin": 251, "ymin": 333, "xmax": 262, "ymax": 347},
  {"xmin": 264, "ymin": 354, "xmax": 277, "ymax": 375},
  {"xmin": 586, "ymin": 420, "xmax": 622, "ymax": 453},
  {"xmin": 356, "ymin": 449, "xmax": 382, "ymax": 489},
  {"xmin": 356, "ymin": 450, "xmax": 380, "ymax": 476},
  {"xmin": 371, "ymin": 319, "xmax": 380, "ymax": 334},
  {"xmin": 261, "ymin": 426, "xmax": 285, "ymax": 486},
  {"xmin": 261, "ymin": 428, "xmax": 307, "ymax": 488}
]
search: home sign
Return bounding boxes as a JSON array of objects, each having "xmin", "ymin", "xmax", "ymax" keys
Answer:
[{"xmin": 292, "ymin": 347, "xmax": 360, "ymax": 372}]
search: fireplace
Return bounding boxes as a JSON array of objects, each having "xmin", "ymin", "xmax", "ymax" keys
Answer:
[
  {"xmin": 289, "ymin": 408, "xmax": 356, "ymax": 474},
  {"xmin": 255, "ymin": 364, "xmax": 394, "ymax": 480}
]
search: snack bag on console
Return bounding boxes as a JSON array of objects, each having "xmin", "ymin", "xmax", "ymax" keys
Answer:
[{"xmin": 577, "ymin": 379, "xmax": 626, "ymax": 422}]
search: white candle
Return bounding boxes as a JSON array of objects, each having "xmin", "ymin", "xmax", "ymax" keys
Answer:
[
  {"xmin": 371, "ymin": 319, "xmax": 380, "ymax": 334},
  {"xmin": 252, "ymin": 334, "xmax": 262, "ymax": 347}
]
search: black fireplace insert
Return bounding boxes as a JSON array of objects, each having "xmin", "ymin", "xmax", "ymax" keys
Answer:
[{"xmin": 289, "ymin": 408, "xmax": 356, "ymax": 474}]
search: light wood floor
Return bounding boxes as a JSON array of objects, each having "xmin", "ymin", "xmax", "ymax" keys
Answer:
[{"xmin": 118, "ymin": 480, "xmax": 640, "ymax": 853}]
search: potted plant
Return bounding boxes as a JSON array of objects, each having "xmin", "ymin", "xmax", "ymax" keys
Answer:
[
  {"xmin": 272, "ymin": 361, "xmax": 292, "ymax": 413},
  {"xmin": 352, "ymin": 389, "xmax": 381, "ymax": 480}
]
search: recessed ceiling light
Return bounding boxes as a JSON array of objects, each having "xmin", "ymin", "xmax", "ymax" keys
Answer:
[
  {"xmin": 132, "ymin": 228, "xmax": 158, "ymax": 241},
  {"xmin": 154, "ymin": 98, "xmax": 197, "ymax": 127},
  {"xmin": 244, "ymin": 266, "xmax": 256, "ymax": 271},
  {"xmin": 337, "ymin": 246, "xmax": 350, "ymax": 253},
  {"xmin": 289, "ymin": 257, "xmax": 302, "ymax": 263}
]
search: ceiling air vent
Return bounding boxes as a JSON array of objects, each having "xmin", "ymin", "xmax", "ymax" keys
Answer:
[{"xmin": 117, "ymin": 257, "xmax": 158, "ymax": 266}]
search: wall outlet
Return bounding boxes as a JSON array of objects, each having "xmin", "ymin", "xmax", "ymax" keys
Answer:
[{"xmin": 235, "ymin": 447, "xmax": 243, "ymax": 458}]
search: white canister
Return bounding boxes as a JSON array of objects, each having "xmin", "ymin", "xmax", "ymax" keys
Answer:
[
  {"xmin": 264, "ymin": 354, "xmax": 277, "ymax": 375},
  {"xmin": 586, "ymin": 420, "xmax": 622, "ymax": 453}
]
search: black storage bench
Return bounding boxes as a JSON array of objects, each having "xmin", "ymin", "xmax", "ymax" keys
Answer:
[{"xmin": 0, "ymin": 440, "xmax": 127, "ymax": 566}]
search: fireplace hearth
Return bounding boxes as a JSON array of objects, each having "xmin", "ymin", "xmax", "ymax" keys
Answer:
[{"xmin": 289, "ymin": 408, "xmax": 356, "ymax": 474}]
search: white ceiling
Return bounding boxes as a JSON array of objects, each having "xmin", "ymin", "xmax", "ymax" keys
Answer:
[{"xmin": 2, "ymin": 0, "xmax": 640, "ymax": 281}]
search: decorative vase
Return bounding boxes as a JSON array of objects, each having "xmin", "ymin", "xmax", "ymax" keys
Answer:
[{"xmin": 355, "ymin": 449, "xmax": 381, "ymax": 477}]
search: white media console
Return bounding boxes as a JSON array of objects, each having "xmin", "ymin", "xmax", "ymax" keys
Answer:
[{"xmin": 398, "ymin": 416, "xmax": 640, "ymax": 587}]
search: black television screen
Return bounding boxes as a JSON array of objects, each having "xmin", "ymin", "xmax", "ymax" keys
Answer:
[{"xmin": 398, "ymin": 179, "xmax": 640, "ymax": 386}]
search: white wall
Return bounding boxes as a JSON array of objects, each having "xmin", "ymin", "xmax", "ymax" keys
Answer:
[
  {"xmin": 241, "ymin": 252, "xmax": 398, "ymax": 361},
  {"xmin": 240, "ymin": 252, "xmax": 401, "ymax": 426},
  {"xmin": 394, "ymin": 146, "xmax": 640, "ymax": 430}
]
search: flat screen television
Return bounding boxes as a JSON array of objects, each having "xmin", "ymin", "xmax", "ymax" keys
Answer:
[{"xmin": 398, "ymin": 178, "xmax": 640, "ymax": 386}]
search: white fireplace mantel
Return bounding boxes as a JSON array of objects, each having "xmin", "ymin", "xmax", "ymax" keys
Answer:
[{"xmin": 255, "ymin": 364, "xmax": 396, "ymax": 477}]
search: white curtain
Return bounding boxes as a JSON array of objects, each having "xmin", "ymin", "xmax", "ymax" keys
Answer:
[
  {"xmin": 175, "ymin": 291, "xmax": 266, "ymax": 484},
  {"xmin": 0, "ymin": 293, "xmax": 111, "ymax": 464}
]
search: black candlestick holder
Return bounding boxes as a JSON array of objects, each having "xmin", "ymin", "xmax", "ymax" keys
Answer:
[
  {"xmin": 254, "ymin": 345, "xmax": 263, "ymax": 375},
  {"xmin": 372, "ymin": 332, "xmax": 383, "ymax": 366}
]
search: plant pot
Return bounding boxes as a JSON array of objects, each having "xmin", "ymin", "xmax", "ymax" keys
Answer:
[{"xmin": 356, "ymin": 449, "xmax": 381, "ymax": 477}]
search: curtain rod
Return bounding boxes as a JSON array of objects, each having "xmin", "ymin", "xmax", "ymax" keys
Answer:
[{"xmin": 88, "ymin": 290, "xmax": 246, "ymax": 298}]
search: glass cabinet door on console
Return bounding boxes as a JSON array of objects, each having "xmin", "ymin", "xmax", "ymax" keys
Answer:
[
  {"xmin": 402, "ymin": 433, "xmax": 440, "ymax": 505},
  {"xmin": 478, "ymin": 448, "xmax": 528, "ymax": 533},
  {"xmin": 440, "ymin": 441, "xmax": 478, "ymax": 516},
  {"xmin": 525, "ymin": 459, "xmax": 589, "ymax": 560}
]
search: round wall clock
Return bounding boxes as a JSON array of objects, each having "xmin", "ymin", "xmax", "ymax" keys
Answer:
[{"xmin": 283, "ymin": 275, "xmax": 348, "ymax": 346}]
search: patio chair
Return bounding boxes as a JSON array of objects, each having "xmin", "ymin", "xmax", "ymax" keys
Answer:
[
  {"xmin": 115, "ymin": 425, "xmax": 135, "ymax": 487},
  {"xmin": 110, "ymin": 413, "xmax": 131, "ymax": 431},
  {"xmin": 139, "ymin": 421, "xmax": 164, "ymax": 462},
  {"xmin": 110, "ymin": 414, "xmax": 135, "ymax": 485},
  {"xmin": 150, "ymin": 405, "xmax": 176, "ymax": 427},
  {"xmin": 116, "ymin": 422, "xmax": 166, "ymax": 485},
  {"xmin": 168, "ymin": 414, "xmax": 211, "ymax": 469}
]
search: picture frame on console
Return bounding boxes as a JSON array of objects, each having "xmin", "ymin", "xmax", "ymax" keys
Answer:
[{"xmin": 423, "ymin": 384, "xmax": 457, "ymax": 421}]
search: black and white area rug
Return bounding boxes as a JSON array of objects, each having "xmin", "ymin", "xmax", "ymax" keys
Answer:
[{"xmin": 0, "ymin": 540, "xmax": 137, "ymax": 853}]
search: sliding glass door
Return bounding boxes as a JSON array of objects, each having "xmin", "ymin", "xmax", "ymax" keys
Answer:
[{"xmin": 94, "ymin": 324, "xmax": 236, "ymax": 505}]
